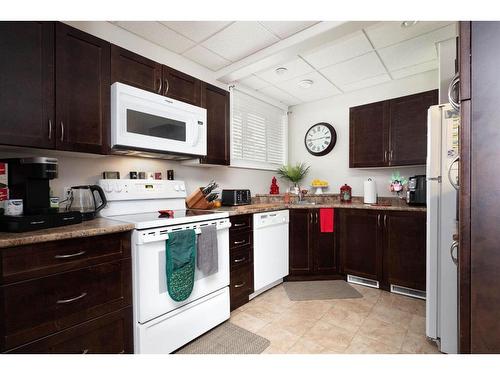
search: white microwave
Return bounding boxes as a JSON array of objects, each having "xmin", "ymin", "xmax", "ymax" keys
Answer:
[{"xmin": 111, "ymin": 82, "xmax": 207, "ymax": 158}]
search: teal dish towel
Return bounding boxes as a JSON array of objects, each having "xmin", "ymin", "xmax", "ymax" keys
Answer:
[{"xmin": 165, "ymin": 229, "xmax": 197, "ymax": 302}]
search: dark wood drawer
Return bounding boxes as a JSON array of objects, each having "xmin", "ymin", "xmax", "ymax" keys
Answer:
[
  {"xmin": 229, "ymin": 214, "xmax": 252, "ymax": 233},
  {"xmin": 1, "ymin": 258, "xmax": 132, "ymax": 351},
  {"xmin": 7, "ymin": 307, "xmax": 133, "ymax": 354},
  {"xmin": 0, "ymin": 232, "xmax": 130, "ymax": 284},
  {"xmin": 230, "ymin": 263, "xmax": 253, "ymax": 311},
  {"xmin": 230, "ymin": 246, "xmax": 252, "ymax": 270},
  {"xmin": 229, "ymin": 230, "xmax": 252, "ymax": 250}
]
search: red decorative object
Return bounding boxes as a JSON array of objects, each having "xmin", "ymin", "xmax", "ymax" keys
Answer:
[
  {"xmin": 270, "ymin": 176, "xmax": 280, "ymax": 195},
  {"xmin": 340, "ymin": 184, "xmax": 352, "ymax": 203}
]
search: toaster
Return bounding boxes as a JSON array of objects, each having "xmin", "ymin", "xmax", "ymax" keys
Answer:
[{"xmin": 221, "ymin": 189, "xmax": 251, "ymax": 206}]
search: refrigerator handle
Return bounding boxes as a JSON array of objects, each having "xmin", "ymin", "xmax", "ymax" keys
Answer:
[
  {"xmin": 447, "ymin": 156, "xmax": 460, "ymax": 191},
  {"xmin": 450, "ymin": 240, "xmax": 459, "ymax": 266}
]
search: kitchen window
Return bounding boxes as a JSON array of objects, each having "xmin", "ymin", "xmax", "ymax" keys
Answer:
[{"xmin": 230, "ymin": 88, "xmax": 288, "ymax": 170}]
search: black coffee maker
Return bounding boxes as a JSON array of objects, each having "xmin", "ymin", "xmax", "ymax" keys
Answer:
[
  {"xmin": 406, "ymin": 175, "xmax": 427, "ymax": 206},
  {"xmin": 0, "ymin": 157, "xmax": 82, "ymax": 232}
]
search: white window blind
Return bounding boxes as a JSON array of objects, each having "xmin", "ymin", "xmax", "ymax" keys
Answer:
[{"xmin": 231, "ymin": 89, "xmax": 287, "ymax": 170}]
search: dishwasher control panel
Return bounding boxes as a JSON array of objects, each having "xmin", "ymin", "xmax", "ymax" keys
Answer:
[{"xmin": 253, "ymin": 210, "xmax": 289, "ymax": 229}]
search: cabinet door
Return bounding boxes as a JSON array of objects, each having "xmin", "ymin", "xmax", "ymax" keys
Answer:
[
  {"xmin": 162, "ymin": 66, "xmax": 201, "ymax": 106},
  {"xmin": 313, "ymin": 209, "xmax": 337, "ymax": 275},
  {"xmin": 55, "ymin": 23, "xmax": 110, "ymax": 154},
  {"xmin": 388, "ymin": 90, "xmax": 438, "ymax": 166},
  {"xmin": 339, "ymin": 209, "xmax": 382, "ymax": 281},
  {"xmin": 200, "ymin": 83, "xmax": 230, "ymax": 165},
  {"xmin": 111, "ymin": 45, "xmax": 162, "ymax": 94},
  {"xmin": 289, "ymin": 209, "xmax": 313, "ymax": 276},
  {"xmin": 349, "ymin": 101, "xmax": 388, "ymax": 167},
  {"xmin": 0, "ymin": 22, "xmax": 55, "ymax": 149},
  {"xmin": 384, "ymin": 211, "xmax": 426, "ymax": 291}
]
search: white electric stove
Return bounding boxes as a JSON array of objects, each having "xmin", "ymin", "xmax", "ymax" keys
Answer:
[{"xmin": 98, "ymin": 179, "xmax": 231, "ymax": 354}]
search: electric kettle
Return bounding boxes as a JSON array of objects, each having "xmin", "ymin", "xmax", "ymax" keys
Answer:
[{"xmin": 68, "ymin": 185, "xmax": 107, "ymax": 220}]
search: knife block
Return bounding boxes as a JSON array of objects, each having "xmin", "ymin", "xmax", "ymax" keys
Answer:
[{"xmin": 185, "ymin": 188, "xmax": 215, "ymax": 210}]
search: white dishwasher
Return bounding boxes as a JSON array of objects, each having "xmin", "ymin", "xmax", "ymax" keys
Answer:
[{"xmin": 252, "ymin": 210, "xmax": 289, "ymax": 295}]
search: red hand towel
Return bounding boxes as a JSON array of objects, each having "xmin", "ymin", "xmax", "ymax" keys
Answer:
[{"xmin": 320, "ymin": 208, "xmax": 334, "ymax": 233}]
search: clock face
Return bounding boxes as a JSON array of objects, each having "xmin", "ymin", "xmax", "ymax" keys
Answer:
[{"xmin": 304, "ymin": 122, "xmax": 337, "ymax": 156}]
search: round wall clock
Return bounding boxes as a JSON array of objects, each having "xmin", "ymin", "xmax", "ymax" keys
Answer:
[{"xmin": 304, "ymin": 122, "xmax": 337, "ymax": 156}]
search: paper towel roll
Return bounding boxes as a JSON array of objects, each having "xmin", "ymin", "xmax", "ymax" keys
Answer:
[{"xmin": 364, "ymin": 178, "xmax": 377, "ymax": 204}]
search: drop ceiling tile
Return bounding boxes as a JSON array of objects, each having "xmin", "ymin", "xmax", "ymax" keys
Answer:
[
  {"xmin": 377, "ymin": 24, "xmax": 457, "ymax": 71},
  {"xmin": 113, "ymin": 21, "xmax": 195, "ymax": 54},
  {"xmin": 258, "ymin": 86, "xmax": 302, "ymax": 106},
  {"xmin": 159, "ymin": 21, "xmax": 233, "ymax": 43},
  {"xmin": 182, "ymin": 45, "xmax": 232, "ymax": 71},
  {"xmin": 339, "ymin": 73, "xmax": 391, "ymax": 92},
  {"xmin": 391, "ymin": 60, "xmax": 438, "ymax": 79},
  {"xmin": 254, "ymin": 58, "xmax": 314, "ymax": 84},
  {"xmin": 259, "ymin": 21, "xmax": 318, "ymax": 39},
  {"xmin": 365, "ymin": 21, "xmax": 456, "ymax": 49},
  {"xmin": 302, "ymin": 31, "xmax": 373, "ymax": 69},
  {"xmin": 275, "ymin": 71, "xmax": 341, "ymax": 102},
  {"xmin": 238, "ymin": 75, "xmax": 271, "ymax": 90},
  {"xmin": 201, "ymin": 22, "xmax": 279, "ymax": 61},
  {"xmin": 320, "ymin": 52, "xmax": 386, "ymax": 86}
]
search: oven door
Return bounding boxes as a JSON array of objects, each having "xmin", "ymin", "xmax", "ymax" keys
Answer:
[
  {"xmin": 111, "ymin": 82, "xmax": 207, "ymax": 156},
  {"xmin": 132, "ymin": 218, "xmax": 230, "ymax": 324}
]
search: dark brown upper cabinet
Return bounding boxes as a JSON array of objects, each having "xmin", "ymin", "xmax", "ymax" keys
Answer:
[
  {"xmin": 200, "ymin": 83, "xmax": 230, "ymax": 166},
  {"xmin": 110, "ymin": 45, "xmax": 162, "ymax": 94},
  {"xmin": 162, "ymin": 66, "xmax": 202, "ymax": 106},
  {"xmin": 288, "ymin": 208, "xmax": 337, "ymax": 279},
  {"xmin": 55, "ymin": 23, "xmax": 110, "ymax": 154},
  {"xmin": 350, "ymin": 89, "xmax": 438, "ymax": 168},
  {"xmin": 0, "ymin": 22, "xmax": 55, "ymax": 149}
]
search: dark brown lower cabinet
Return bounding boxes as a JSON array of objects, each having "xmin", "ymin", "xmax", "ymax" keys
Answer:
[
  {"xmin": 228, "ymin": 214, "xmax": 254, "ymax": 310},
  {"xmin": 338, "ymin": 209, "xmax": 426, "ymax": 291},
  {"xmin": 0, "ymin": 231, "xmax": 133, "ymax": 353},
  {"xmin": 339, "ymin": 209, "xmax": 383, "ymax": 282},
  {"xmin": 288, "ymin": 208, "xmax": 337, "ymax": 280}
]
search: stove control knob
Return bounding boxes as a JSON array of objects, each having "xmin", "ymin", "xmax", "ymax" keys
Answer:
[
  {"xmin": 180, "ymin": 185, "xmax": 185, "ymax": 191},
  {"xmin": 174, "ymin": 185, "xmax": 180, "ymax": 192},
  {"xmin": 103, "ymin": 182, "xmax": 112, "ymax": 193},
  {"xmin": 114, "ymin": 183, "xmax": 123, "ymax": 193}
]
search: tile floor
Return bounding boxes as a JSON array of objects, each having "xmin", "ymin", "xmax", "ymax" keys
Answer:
[{"xmin": 230, "ymin": 283, "xmax": 440, "ymax": 354}]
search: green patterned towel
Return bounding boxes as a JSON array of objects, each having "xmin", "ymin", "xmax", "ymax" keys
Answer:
[{"xmin": 166, "ymin": 229, "xmax": 196, "ymax": 302}]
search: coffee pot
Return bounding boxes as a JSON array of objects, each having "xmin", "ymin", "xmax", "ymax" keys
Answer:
[{"xmin": 68, "ymin": 185, "xmax": 107, "ymax": 220}]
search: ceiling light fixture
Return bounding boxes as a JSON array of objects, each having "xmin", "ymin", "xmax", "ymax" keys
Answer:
[
  {"xmin": 401, "ymin": 21, "xmax": 418, "ymax": 28},
  {"xmin": 298, "ymin": 79, "xmax": 314, "ymax": 89},
  {"xmin": 275, "ymin": 67, "xmax": 288, "ymax": 75}
]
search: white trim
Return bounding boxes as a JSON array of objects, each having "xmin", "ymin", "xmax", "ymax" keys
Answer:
[
  {"xmin": 229, "ymin": 159, "xmax": 281, "ymax": 171},
  {"xmin": 230, "ymin": 83, "xmax": 289, "ymax": 111}
]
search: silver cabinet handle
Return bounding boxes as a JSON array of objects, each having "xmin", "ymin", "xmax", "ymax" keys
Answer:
[
  {"xmin": 310, "ymin": 212, "xmax": 313, "ymax": 224},
  {"xmin": 448, "ymin": 156, "xmax": 460, "ymax": 191},
  {"xmin": 384, "ymin": 150, "xmax": 388, "ymax": 162},
  {"xmin": 315, "ymin": 212, "xmax": 318, "ymax": 224},
  {"xmin": 233, "ymin": 223, "xmax": 246, "ymax": 227},
  {"xmin": 60, "ymin": 121, "xmax": 64, "ymax": 142},
  {"xmin": 234, "ymin": 282, "xmax": 246, "ymax": 288},
  {"xmin": 164, "ymin": 78, "xmax": 169, "ymax": 95},
  {"xmin": 234, "ymin": 257, "xmax": 246, "ymax": 263},
  {"xmin": 389, "ymin": 150, "xmax": 393, "ymax": 161},
  {"xmin": 450, "ymin": 240, "xmax": 459, "ymax": 266},
  {"xmin": 82, "ymin": 349, "xmax": 89, "ymax": 354},
  {"xmin": 377, "ymin": 214, "xmax": 381, "ymax": 227},
  {"xmin": 157, "ymin": 78, "xmax": 162, "ymax": 94},
  {"xmin": 448, "ymin": 73, "xmax": 460, "ymax": 111},
  {"xmin": 383, "ymin": 214, "xmax": 387, "ymax": 227},
  {"xmin": 54, "ymin": 250, "xmax": 86, "ymax": 259},
  {"xmin": 234, "ymin": 240, "xmax": 246, "ymax": 245},
  {"xmin": 48, "ymin": 119, "xmax": 52, "ymax": 139},
  {"xmin": 56, "ymin": 292, "xmax": 87, "ymax": 304}
]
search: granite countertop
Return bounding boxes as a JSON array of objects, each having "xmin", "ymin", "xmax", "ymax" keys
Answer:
[
  {"xmin": 215, "ymin": 195, "xmax": 426, "ymax": 216},
  {"xmin": 0, "ymin": 218, "xmax": 135, "ymax": 249}
]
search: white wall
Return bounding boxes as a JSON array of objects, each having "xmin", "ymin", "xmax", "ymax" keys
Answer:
[
  {"xmin": 287, "ymin": 70, "xmax": 438, "ymax": 197},
  {"xmin": 0, "ymin": 148, "xmax": 277, "ymax": 198}
]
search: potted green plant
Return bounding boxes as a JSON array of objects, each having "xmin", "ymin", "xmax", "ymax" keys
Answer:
[{"xmin": 276, "ymin": 162, "xmax": 310, "ymax": 194}]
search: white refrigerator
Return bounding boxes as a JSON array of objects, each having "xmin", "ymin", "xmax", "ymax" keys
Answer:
[{"xmin": 426, "ymin": 103, "xmax": 460, "ymax": 354}]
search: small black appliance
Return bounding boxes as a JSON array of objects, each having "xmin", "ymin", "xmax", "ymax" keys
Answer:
[
  {"xmin": 221, "ymin": 189, "xmax": 251, "ymax": 206},
  {"xmin": 406, "ymin": 175, "xmax": 427, "ymax": 206}
]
